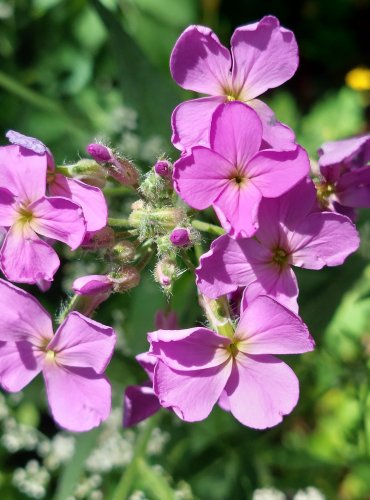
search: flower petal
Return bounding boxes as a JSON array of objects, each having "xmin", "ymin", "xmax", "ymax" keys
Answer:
[
  {"xmin": 170, "ymin": 25, "xmax": 232, "ymax": 95},
  {"xmin": 123, "ymin": 383, "xmax": 161, "ymax": 427},
  {"xmin": 153, "ymin": 360, "xmax": 232, "ymax": 422},
  {"xmin": 149, "ymin": 327, "xmax": 230, "ymax": 371},
  {"xmin": 291, "ymin": 212, "xmax": 360, "ymax": 269},
  {"xmin": 318, "ymin": 134, "xmax": 370, "ymax": 169},
  {"xmin": 0, "ymin": 341, "xmax": 44, "ymax": 392},
  {"xmin": 29, "ymin": 196, "xmax": 86, "ymax": 250},
  {"xmin": 225, "ymin": 353, "xmax": 299, "ymax": 429},
  {"xmin": 49, "ymin": 175, "xmax": 107, "ymax": 232},
  {"xmin": 0, "ymin": 224, "xmax": 60, "ymax": 284},
  {"xmin": 48, "ymin": 312, "xmax": 116, "ymax": 374},
  {"xmin": 171, "ymin": 96, "xmax": 224, "ymax": 152},
  {"xmin": 336, "ymin": 166, "xmax": 370, "ymax": 208},
  {"xmin": 173, "ymin": 147, "xmax": 232, "ymax": 209},
  {"xmin": 0, "ymin": 187, "xmax": 17, "ymax": 226},
  {"xmin": 246, "ymin": 146, "xmax": 309, "ymax": 198},
  {"xmin": 0, "ymin": 279, "xmax": 53, "ymax": 343},
  {"xmin": 43, "ymin": 364, "xmax": 111, "ymax": 432},
  {"xmin": 235, "ymin": 296, "xmax": 314, "ymax": 354},
  {"xmin": 210, "ymin": 102, "xmax": 262, "ymax": 166},
  {"xmin": 0, "ymin": 145, "xmax": 47, "ymax": 203},
  {"xmin": 231, "ymin": 16, "xmax": 298, "ymax": 101}
]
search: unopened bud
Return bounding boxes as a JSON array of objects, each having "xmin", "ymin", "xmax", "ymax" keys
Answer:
[
  {"xmin": 170, "ymin": 227, "xmax": 191, "ymax": 247},
  {"xmin": 81, "ymin": 227, "xmax": 115, "ymax": 250},
  {"xmin": 63, "ymin": 159, "xmax": 107, "ymax": 188},
  {"xmin": 73, "ymin": 274, "xmax": 113, "ymax": 295},
  {"xmin": 107, "ymin": 157, "xmax": 139, "ymax": 187},
  {"xmin": 129, "ymin": 206, "xmax": 186, "ymax": 237},
  {"xmin": 110, "ymin": 241, "xmax": 136, "ymax": 263},
  {"xmin": 86, "ymin": 143, "xmax": 112, "ymax": 163},
  {"xmin": 154, "ymin": 257, "xmax": 177, "ymax": 289},
  {"xmin": 154, "ymin": 159, "xmax": 172, "ymax": 178},
  {"xmin": 110, "ymin": 266, "xmax": 141, "ymax": 292}
]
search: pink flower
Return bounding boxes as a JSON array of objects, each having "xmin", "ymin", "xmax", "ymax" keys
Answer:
[
  {"xmin": 149, "ymin": 296, "xmax": 314, "ymax": 429},
  {"xmin": 170, "ymin": 16, "xmax": 298, "ymax": 152},
  {"xmin": 7, "ymin": 131, "xmax": 108, "ymax": 233},
  {"xmin": 0, "ymin": 145, "xmax": 86, "ymax": 284},
  {"xmin": 196, "ymin": 179, "xmax": 360, "ymax": 311},
  {"xmin": 123, "ymin": 353, "xmax": 161, "ymax": 427},
  {"xmin": 174, "ymin": 102, "xmax": 309, "ymax": 238},
  {"xmin": 0, "ymin": 279, "xmax": 116, "ymax": 431}
]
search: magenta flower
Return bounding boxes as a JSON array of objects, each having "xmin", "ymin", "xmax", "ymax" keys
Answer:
[
  {"xmin": 0, "ymin": 279, "xmax": 116, "ymax": 431},
  {"xmin": 123, "ymin": 353, "xmax": 161, "ymax": 427},
  {"xmin": 316, "ymin": 134, "xmax": 370, "ymax": 214},
  {"xmin": 196, "ymin": 179, "xmax": 360, "ymax": 311},
  {"xmin": 170, "ymin": 16, "xmax": 298, "ymax": 152},
  {"xmin": 0, "ymin": 145, "xmax": 86, "ymax": 284},
  {"xmin": 174, "ymin": 102, "xmax": 309, "ymax": 238},
  {"xmin": 7, "ymin": 131, "xmax": 108, "ymax": 233},
  {"xmin": 149, "ymin": 296, "xmax": 314, "ymax": 429}
]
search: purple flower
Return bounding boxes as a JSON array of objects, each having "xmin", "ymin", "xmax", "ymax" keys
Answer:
[
  {"xmin": 149, "ymin": 296, "xmax": 314, "ymax": 429},
  {"xmin": 170, "ymin": 16, "xmax": 298, "ymax": 152},
  {"xmin": 73, "ymin": 274, "xmax": 114, "ymax": 295},
  {"xmin": 316, "ymin": 135, "xmax": 370, "ymax": 214},
  {"xmin": 196, "ymin": 179, "xmax": 360, "ymax": 312},
  {"xmin": 154, "ymin": 160, "xmax": 172, "ymax": 178},
  {"xmin": 174, "ymin": 102, "xmax": 309, "ymax": 238},
  {"xmin": 170, "ymin": 227, "xmax": 191, "ymax": 247},
  {"xmin": 123, "ymin": 353, "xmax": 161, "ymax": 427},
  {"xmin": 0, "ymin": 279, "xmax": 116, "ymax": 431},
  {"xmin": 0, "ymin": 145, "xmax": 86, "ymax": 284}
]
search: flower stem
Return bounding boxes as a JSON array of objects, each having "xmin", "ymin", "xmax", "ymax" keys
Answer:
[
  {"xmin": 199, "ymin": 294, "xmax": 235, "ymax": 338},
  {"xmin": 191, "ymin": 219, "xmax": 224, "ymax": 236},
  {"xmin": 108, "ymin": 217, "xmax": 133, "ymax": 228}
]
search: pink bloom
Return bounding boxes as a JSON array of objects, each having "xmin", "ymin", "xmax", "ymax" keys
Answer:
[
  {"xmin": 149, "ymin": 296, "xmax": 314, "ymax": 429},
  {"xmin": 0, "ymin": 145, "xmax": 86, "ymax": 284},
  {"xmin": 7, "ymin": 131, "xmax": 108, "ymax": 233},
  {"xmin": 174, "ymin": 102, "xmax": 309, "ymax": 238},
  {"xmin": 170, "ymin": 227, "xmax": 191, "ymax": 247},
  {"xmin": 0, "ymin": 279, "xmax": 116, "ymax": 431},
  {"xmin": 73, "ymin": 274, "xmax": 114, "ymax": 295},
  {"xmin": 170, "ymin": 16, "xmax": 298, "ymax": 152},
  {"xmin": 196, "ymin": 179, "xmax": 360, "ymax": 312},
  {"xmin": 316, "ymin": 134, "xmax": 370, "ymax": 214},
  {"xmin": 123, "ymin": 353, "xmax": 161, "ymax": 427}
]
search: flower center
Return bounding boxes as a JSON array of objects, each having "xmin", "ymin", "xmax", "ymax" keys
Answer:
[
  {"xmin": 272, "ymin": 247, "xmax": 289, "ymax": 267},
  {"xmin": 16, "ymin": 205, "xmax": 34, "ymax": 225},
  {"xmin": 229, "ymin": 169, "xmax": 246, "ymax": 187},
  {"xmin": 227, "ymin": 342, "xmax": 239, "ymax": 358},
  {"xmin": 315, "ymin": 181, "xmax": 335, "ymax": 208},
  {"xmin": 45, "ymin": 350, "xmax": 56, "ymax": 362}
]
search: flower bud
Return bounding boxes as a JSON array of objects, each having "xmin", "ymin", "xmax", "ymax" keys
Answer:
[
  {"xmin": 110, "ymin": 266, "xmax": 141, "ymax": 292},
  {"xmin": 154, "ymin": 310, "xmax": 179, "ymax": 329},
  {"xmin": 170, "ymin": 227, "xmax": 191, "ymax": 247},
  {"xmin": 62, "ymin": 159, "xmax": 107, "ymax": 188},
  {"xmin": 86, "ymin": 143, "xmax": 112, "ymax": 163},
  {"xmin": 154, "ymin": 257, "xmax": 177, "ymax": 290},
  {"xmin": 106, "ymin": 157, "xmax": 140, "ymax": 187},
  {"xmin": 73, "ymin": 275, "xmax": 113, "ymax": 295},
  {"xmin": 154, "ymin": 159, "xmax": 172, "ymax": 178},
  {"xmin": 110, "ymin": 241, "xmax": 136, "ymax": 263},
  {"xmin": 81, "ymin": 227, "xmax": 115, "ymax": 250},
  {"xmin": 129, "ymin": 205, "xmax": 186, "ymax": 238}
]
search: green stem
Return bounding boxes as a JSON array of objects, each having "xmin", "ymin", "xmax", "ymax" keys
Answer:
[
  {"xmin": 192, "ymin": 219, "xmax": 224, "ymax": 236},
  {"xmin": 199, "ymin": 295, "xmax": 235, "ymax": 338},
  {"xmin": 180, "ymin": 250, "xmax": 196, "ymax": 272},
  {"xmin": 108, "ymin": 217, "xmax": 133, "ymax": 228},
  {"xmin": 103, "ymin": 185, "xmax": 135, "ymax": 196},
  {"xmin": 111, "ymin": 415, "xmax": 159, "ymax": 500}
]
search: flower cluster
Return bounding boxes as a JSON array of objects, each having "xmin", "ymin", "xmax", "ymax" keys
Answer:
[{"xmin": 0, "ymin": 15, "xmax": 368, "ymax": 434}]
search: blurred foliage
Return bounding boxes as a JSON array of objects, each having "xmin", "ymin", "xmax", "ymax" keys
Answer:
[{"xmin": 0, "ymin": 0, "xmax": 370, "ymax": 499}]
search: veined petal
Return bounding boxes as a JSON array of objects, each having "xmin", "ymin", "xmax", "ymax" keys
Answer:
[
  {"xmin": 318, "ymin": 134, "xmax": 370, "ymax": 168},
  {"xmin": 170, "ymin": 25, "xmax": 232, "ymax": 95},
  {"xmin": 0, "ymin": 145, "xmax": 47, "ymax": 203},
  {"xmin": 235, "ymin": 296, "xmax": 314, "ymax": 354},
  {"xmin": 29, "ymin": 196, "xmax": 86, "ymax": 250},
  {"xmin": 0, "ymin": 187, "xmax": 17, "ymax": 226},
  {"xmin": 0, "ymin": 341, "xmax": 44, "ymax": 392},
  {"xmin": 0, "ymin": 279, "xmax": 53, "ymax": 343},
  {"xmin": 153, "ymin": 360, "xmax": 232, "ymax": 422},
  {"xmin": 171, "ymin": 96, "xmax": 224, "ymax": 152},
  {"xmin": 246, "ymin": 146, "xmax": 309, "ymax": 198},
  {"xmin": 49, "ymin": 175, "xmax": 107, "ymax": 232},
  {"xmin": 149, "ymin": 327, "xmax": 230, "ymax": 371},
  {"xmin": 290, "ymin": 212, "xmax": 360, "ymax": 269},
  {"xmin": 225, "ymin": 353, "xmax": 299, "ymax": 429},
  {"xmin": 231, "ymin": 16, "xmax": 298, "ymax": 101},
  {"xmin": 43, "ymin": 364, "xmax": 111, "ymax": 432},
  {"xmin": 214, "ymin": 181, "xmax": 262, "ymax": 238},
  {"xmin": 173, "ymin": 147, "xmax": 233, "ymax": 209},
  {"xmin": 48, "ymin": 312, "xmax": 116, "ymax": 374},
  {"xmin": 0, "ymin": 223, "xmax": 60, "ymax": 284},
  {"xmin": 336, "ymin": 166, "xmax": 370, "ymax": 208},
  {"xmin": 248, "ymin": 99, "xmax": 296, "ymax": 151},
  {"xmin": 210, "ymin": 102, "xmax": 262, "ymax": 166}
]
